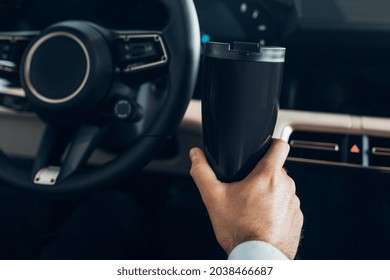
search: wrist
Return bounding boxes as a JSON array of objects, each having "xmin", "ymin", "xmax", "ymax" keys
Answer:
[
  {"xmin": 228, "ymin": 240, "xmax": 289, "ymax": 260},
  {"xmin": 224, "ymin": 235, "xmax": 265, "ymax": 255}
]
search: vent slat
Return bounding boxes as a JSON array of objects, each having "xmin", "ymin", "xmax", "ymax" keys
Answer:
[{"xmin": 288, "ymin": 131, "xmax": 344, "ymax": 163}]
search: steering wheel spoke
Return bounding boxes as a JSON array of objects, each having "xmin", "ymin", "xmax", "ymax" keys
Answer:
[{"xmin": 33, "ymin": 123, "xmax": 107, "ymax": 186}]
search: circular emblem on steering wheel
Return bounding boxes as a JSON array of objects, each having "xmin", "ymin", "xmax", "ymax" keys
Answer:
[{"xmin": 23, "ymin": 32, "xmax": 91, "ymax": 104}]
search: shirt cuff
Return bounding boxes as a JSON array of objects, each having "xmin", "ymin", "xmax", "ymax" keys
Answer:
[{"xmin": 228, "ymin": 241, "xmax": 289, "ymax": 260}]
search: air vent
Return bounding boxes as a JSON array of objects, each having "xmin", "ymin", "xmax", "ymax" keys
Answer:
[
  {"xmin": 287, "ymin": 130, "xmax": 390, "ymax": 170},
  {"xmin": 288, "ymin": 131, "xmax": 347, "ymax": 163},
  {"xmin": 369, "ymin": 136, "xmax": 390, "ymax": 168}
]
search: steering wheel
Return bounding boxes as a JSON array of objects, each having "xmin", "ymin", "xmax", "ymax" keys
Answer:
[{"xmin": 0, "ymin": 0, "xmax": 200, "ymax": 195}]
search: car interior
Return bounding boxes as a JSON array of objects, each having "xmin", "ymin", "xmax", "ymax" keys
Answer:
[{"xmin": 0, "ymin": 0, "xmax": 390, "ymax": 260}]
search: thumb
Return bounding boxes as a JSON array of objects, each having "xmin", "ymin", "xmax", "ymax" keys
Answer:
[{"xmin": 189, "ymin": 147, "xmax": 224, "ymax": 204}]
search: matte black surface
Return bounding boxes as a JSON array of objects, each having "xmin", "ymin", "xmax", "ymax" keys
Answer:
[
  {"xmin": 202, "ymin": 42, "xmax": 284, "ymax": 182},
  {"xmin": 281, "ymin": 46, "xmax": 390, "ymax": 118},
  {"xmin": 285, "ymin": 161, "xmax": 390, "ymax": 260}
]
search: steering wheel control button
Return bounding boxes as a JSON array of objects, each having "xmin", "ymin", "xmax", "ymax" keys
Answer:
[
  {"xmin": 114, "ymin": 100, "xmax": 133, "ymax": 120},
  {"xmin": 113, "ymin": 99, "xmax": 143, "ymax": 122},
  {"xmin": 24, "ymin": 32, "xmax": 90, "ymax": 104},
  {"xmin": 119, "ymin": 42, "xmax": 158, "ymax": 62},
  {"xmin": 34, "ymin": 166, "xmax": 61, "ymax": 186},
  {"xmin": 115, "ymin": 34, "xmax": 168, "ymax": 72}
]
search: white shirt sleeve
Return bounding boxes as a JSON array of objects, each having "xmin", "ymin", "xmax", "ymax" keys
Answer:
[{"xmin": 228, "ymin": 241, "xmax": 289, "ymax": 260}]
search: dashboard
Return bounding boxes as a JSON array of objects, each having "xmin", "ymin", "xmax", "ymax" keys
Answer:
[
  {"xmin": 0, "ymin": 0, "xmax": 390, "ymax": 180},
  {"xmin": 194, "ymin": 0, "xmax": 390, "ymax": 118},
  {"xmin": 2, "ymin": 0, "xmax": 390, "ymax": 118},
  {"xmin": 0, "ymin": 0, "xmax": 168, "ymax": 31}
]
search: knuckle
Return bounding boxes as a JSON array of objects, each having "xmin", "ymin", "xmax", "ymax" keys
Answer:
[
  {"xmin": 287, "ymin": 176, "xmax": 296, "ymax": 193},
  {"xmin": 261, "ymin": 167, "xmax": 294, "ymax": 189},
  {"xmin": 190, "ymin": 164, "xmax": 202, "ymax": 178},
  {"xmin": 295, "ymin": 196, "xmax": 301, "ymax": 207},
  {"xmin": 297, "ymin": 210, "xmax": 304, "ymax": 226},
  {"xmin": 267, "ymin": 170, "xmax": 280, "ymax": 188},
  {"xmin": 249, "ymin": 167, "xmax": 272, "ymax": 184},
  {"xmin": 263, "ymin": 166, "xmax": 278, "ymax": 179},
  {"xmin": 274, "ymin": 138, "xmax": 290, "ymax": 153}
]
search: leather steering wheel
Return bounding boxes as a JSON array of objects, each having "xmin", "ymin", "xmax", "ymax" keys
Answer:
[{"xmin": 0, "ymin": 0, "xmax": 200, "ymax": 195}]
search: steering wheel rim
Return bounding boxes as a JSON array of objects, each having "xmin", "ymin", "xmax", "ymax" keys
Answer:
[{"xmin": 0, "ymin": 0, "xmax": 200, "ymax": 196}]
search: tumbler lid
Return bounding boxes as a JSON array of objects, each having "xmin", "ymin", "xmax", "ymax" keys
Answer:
[{"xmin": 205, "ymin": 41, "xmax": 285, "ymax": 63}]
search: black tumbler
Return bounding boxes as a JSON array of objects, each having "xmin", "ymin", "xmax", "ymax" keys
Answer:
[{"xmin": 202, "ymin": 42, "xmax": 285, "ymax": 182}]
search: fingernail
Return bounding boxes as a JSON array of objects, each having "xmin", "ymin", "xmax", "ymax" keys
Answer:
[{"xmin": 189, "ymin": 148, "xmax": 198, "ymax": 162}]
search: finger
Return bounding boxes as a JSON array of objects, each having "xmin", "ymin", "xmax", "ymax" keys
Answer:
[
  {"xmin": 189, "ymin": 148, "xmax": 224, "ymax": 203},
  {"xmin": 251, "ymin": 139, "xmax": 290, "ymax": 175}
]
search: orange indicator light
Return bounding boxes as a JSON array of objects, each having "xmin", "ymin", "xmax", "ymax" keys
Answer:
[{"xmin": 350, "ymin": 145, "xmax": 360, "ymax": 154}]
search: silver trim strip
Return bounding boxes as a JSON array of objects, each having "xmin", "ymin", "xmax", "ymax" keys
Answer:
[
  {"xmin": 117, "ymin": 34, "xmax": 168, "ymax": 73},
  {"xmin": 23, "ymin": 32, "xmax": 91, "ymax": 104},
  {"xmin": 0, "ymin": 87, "xmax": 25, "ymax": 98},
  {"xmin": 362, "ymin": 135, "xmax": 370, "ymax": 167},
  {"xmin": 290, "ymin": 140, "xmax": 340, "ymax": 152},
  {"xmin": 0, "ymin": 78, "xmax": 26, "ymax": 98},
  {"xmin": 0, "ymin": 60, "xmax": 17, "ymax": 73},
  {"xmin": 34, "ymin": 166, "xmax": 61, "ymax": 186},
  {"xmin": 0, "ymin": 35, "xmax": 32, "ymax": 42},
  {"xmin": 259, "ymin": 47, "xmax": 285, "ymax": 63}
]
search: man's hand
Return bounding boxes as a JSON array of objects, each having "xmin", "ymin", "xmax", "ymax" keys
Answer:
[{"xmin": 189, "ymin": 139, "xmax": 303, "ymax": 259}]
